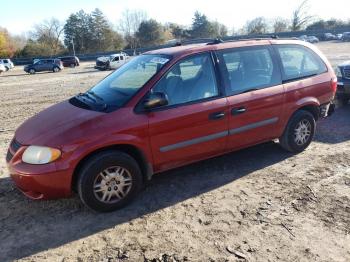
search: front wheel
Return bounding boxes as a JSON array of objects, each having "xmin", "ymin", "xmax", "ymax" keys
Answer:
[
  {"xmin": 5, "ymin": 66, "xmax": 9, "ymax": 71},
  {"xmin": 77, "ymin": 151, "xmax": 143, "ymax": 212},
  {"xmin": 53, "ymin": 67, "xmax": 60, "ymax": 72},
  {"xmin": 279, "ymin": 110, "xmax": 316, "ymax": 153},
  {"xmin": 29, "ymin": 68, "xmax": 35, "ymax": 74}
]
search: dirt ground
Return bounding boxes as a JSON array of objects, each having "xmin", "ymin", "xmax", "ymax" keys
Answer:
[{"xmin": 0, "ymin": 42, "xmax": 349, "ymax": 262}]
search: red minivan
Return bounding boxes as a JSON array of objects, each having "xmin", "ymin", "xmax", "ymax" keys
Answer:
[{"xmin": 6, "ymin": 39, "xmax": 336, "ymax": 212}]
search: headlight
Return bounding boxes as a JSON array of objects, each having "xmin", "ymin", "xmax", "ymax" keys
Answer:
[
  {"xmin": 22, "ymin": 146, "xmax": 61, "ymax": 165},
  {"xmin": 335, "ymin": 67, "xmax": 342, "ymax": 78}
]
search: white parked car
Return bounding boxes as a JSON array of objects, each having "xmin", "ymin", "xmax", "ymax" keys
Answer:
[
  {"xmin": 95, "ymin": 52, "xmax": 129, "ymax": 70},
  {"xmin": 0, "ymin": 59, "xmax": 14, "ymax": 71},
  {"xmin": 0, "ymin": 63, "xmax": 6, "ymax": 74}
]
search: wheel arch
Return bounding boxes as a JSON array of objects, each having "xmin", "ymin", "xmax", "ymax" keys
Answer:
[
  {"xmin": 71, "ymin": 144, "xmax": 153, "ymax": 192},
  {"xmin": 297, "ymin": 104, "xmax": 320, "ymax": 121}
]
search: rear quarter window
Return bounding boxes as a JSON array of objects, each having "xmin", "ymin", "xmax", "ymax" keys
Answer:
[{"xmin": 275, "ymin": 44, "xmax": 327, "ymax": 81}]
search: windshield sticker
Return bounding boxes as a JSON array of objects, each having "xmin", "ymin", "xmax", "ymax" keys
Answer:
[{"xmin": 150, "ymin": 57, "xmax": 169, "ymax": 64}]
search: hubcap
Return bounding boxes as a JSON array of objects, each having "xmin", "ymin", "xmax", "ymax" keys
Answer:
[
  {"xmin": 294, "ymin": 119, "xmax": 311, "ymax": 146},
  {"xmin": 93, "ymin": 166, "xmax": 132, "ymax": 203}
]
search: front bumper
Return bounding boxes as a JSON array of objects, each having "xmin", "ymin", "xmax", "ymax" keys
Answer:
[
  {"xmin": 94, "ymin": 65, "xmax": 108, "ymax": 70},
  {"xmin": 6, "ymin": 146, "xmax": 73, "ymax": 200},
  {"xmin": 9, "ymin": 167, "xmax": 73, "ymax": 200}
]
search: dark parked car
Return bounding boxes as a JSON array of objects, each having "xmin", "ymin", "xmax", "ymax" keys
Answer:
[
  {"xmin": 58, "ymin": 56, "xmax": 80, "ymax": 67},
  {"xmin": 8, "ymin": 39, "xmax": 336, "ymax": 212},
  {"xmin": 342, "ymin": 32, "xmax": 350, "ymax": 42},
  {"xmin": 24, "ymin": 59, "xmax": 64, "ymax": 74},
  {"xmin": 322, "ymin": 33, "xmax": 336, "ymax": 41},
  {"xmin": 335, "ymin": 61, "xmax": 350, "ymax": 105}
]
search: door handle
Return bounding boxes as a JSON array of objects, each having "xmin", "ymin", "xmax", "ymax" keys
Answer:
[
  {"xmin": 209, "ymin": 111, "xmax": 226, "ymax": 120},
  {"xmin": 231, "ymin": 107, "xmax": 246, "ymax": 115}
]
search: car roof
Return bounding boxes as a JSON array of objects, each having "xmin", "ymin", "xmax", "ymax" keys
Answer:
[{"xmin": 144, "ymin": 39, "xmax": 309, "ymax": 58}]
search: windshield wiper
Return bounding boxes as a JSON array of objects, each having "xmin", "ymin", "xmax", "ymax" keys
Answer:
[
  {"xmin": 75, "ymin": 93, "xmax": 109, "ymax": 112},
  {"xmin": 76, "ymin": 92, "xmax": 97, "ymax": 103},
  {"xmin": 87, "ymin": 91, "xmax": 105, "ymax": 102}
]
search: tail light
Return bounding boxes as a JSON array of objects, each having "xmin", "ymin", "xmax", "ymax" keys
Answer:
[{"xmin": 331, "ymin": 78, "xmax": 337, "ymax": 94}]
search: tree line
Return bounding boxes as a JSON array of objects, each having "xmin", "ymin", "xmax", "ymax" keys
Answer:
[{"xmin": 1, "ymin": 0, "xmax": 350, "ymax": 58}]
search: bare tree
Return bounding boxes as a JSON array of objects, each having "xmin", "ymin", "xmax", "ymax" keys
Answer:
[
  {"xmin": 32, "ymin": 18, "xmax": 64, "ymax": 56},
  {"xmin": 273, "ymin": 17, "xmax": 290, "ymax": 33},
  {"xmin": 291, "ymin": 0, "xmax": 313, "ymax": 31},
  {"xmin": 245, "ymin": 17, "xmax": 268, "ymax": 35},
  {"xmin": 118, "ymin": 9, "xmax": 147, "ymax": 51}
]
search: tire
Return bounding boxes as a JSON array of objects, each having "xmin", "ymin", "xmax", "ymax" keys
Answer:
[
  {"xmin": 70, "ymin": 63, "xmax": 75, "ymax": 68},
  {"xmin": 29, "ymin": 68, "xmax": 35, "ymax": 74},
  {"xmin": 279, "ymin": 110, "xmax": 316, "ymax": 153},
  {"xmin": 53, "ymin": 66, "xmax": 60, "ymax": 72},
  {"xmin": 77, "ymin": 150, "xmax": 143, "ymax": 212},
  {"xmin": 5, "ymin": 66, "xmax": 9, "ymax": 71}
]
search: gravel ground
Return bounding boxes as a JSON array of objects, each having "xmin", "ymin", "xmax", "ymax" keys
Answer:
[{"xmin": 0, "ymin": 42, "xmax": 349, "ymax": 262}]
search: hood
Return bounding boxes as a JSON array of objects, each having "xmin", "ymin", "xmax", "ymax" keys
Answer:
[
  {"xmin": 15, "ymin": 100, "xmax": 104, "ymax": 146},
  {"xmin": 97, "ymin": 56, "xmax": 110, "ymax": 63}
]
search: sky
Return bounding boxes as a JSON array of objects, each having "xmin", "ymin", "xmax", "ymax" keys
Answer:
[{"xmin": 2, "ymin": 0, "xmax": 350, "ymax": 35}]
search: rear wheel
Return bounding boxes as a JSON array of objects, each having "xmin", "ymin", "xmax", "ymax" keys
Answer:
[
  {"xmin": 279, "ymin": 110, "xmax": 315, "ymax": 153},
  {"xmin": 29, "ymin": 68, "xmax": 35, "ymax": 74},
  {"xmin": 70, "ymin": 63, "xmax": 75, "ymax": 68},
  {"xmin": 77, "ymin": 150, "xmax": 143, "ymax": 212}
]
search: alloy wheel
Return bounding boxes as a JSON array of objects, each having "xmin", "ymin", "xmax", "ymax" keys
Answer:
[
  {"xmin": 93, "ymin": 166, "xmax": 132, "ymax": 203},
  {"xmin": 294, "ymin": 119, "xmax": 311, "ymax": 146}
]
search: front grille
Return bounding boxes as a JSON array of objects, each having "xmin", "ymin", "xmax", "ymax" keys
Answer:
[
  {"xmin": 343, "ymin": 68, "xmax": 350, "ymax": 79},
  {"xmin": 96, "ymin": 60, "xmax": 107, "ymax": 67},
  {"xmin": 11, "ymin": 139, "xmax": 22, "ymax": 153},
  {"xmin": 6, "ymin": 139, "xmax": 22, "ymax": 163},
  {"xmin": 6, "ymin": 150, "xmax": 13, "ymax": 162}
]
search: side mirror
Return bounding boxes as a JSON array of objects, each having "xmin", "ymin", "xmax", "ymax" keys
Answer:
[{"xmin": 143, "ymin": 92, "xmax": 168, "ymax": 110}]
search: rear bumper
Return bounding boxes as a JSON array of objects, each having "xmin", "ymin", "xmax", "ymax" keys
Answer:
[{"xmin": 320, "ymin": 101, "xmax": 335, "ymax": 118}]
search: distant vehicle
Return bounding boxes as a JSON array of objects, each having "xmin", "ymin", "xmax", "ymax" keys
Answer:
[
  {"xmin": 95, "ymin": 52, "xmax": 129, "ymax": 70},
  {"xmin": 58, "ymin": 56, "xmax": 80, "ymax": 67},
  {"xmin": 24, "ymin": 59, "xmax": 64, "ymax": 74},
  {"xmin": 0, "ymin": 63, "xmax": 6, "ymax": 74},
  {"xmin": 306, "ymin": 36, "xmax": 319, "ymax": 43},
  {"xmin": 336, "ymin": 34, "xmax": 343, "ymax": 40},
  {"xmin": 323, "ymin": 33, "xmax": 336, "ymax": 41},
  {"xmin": 342, "ymin": 32, "xmax": 350, "ymax": 42},
  {"xmin": 335, "ymin": 60, "xmax": 350, "ymax": 105},
  {"xmin": 299, "ymin": 35, "xmax": 308, "ymax": 41},
  {"xmin": 0, "ymin": 59, "xmax": 14, "ymax": 71}
]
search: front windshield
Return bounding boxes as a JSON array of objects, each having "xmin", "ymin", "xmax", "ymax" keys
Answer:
[{"xmin": 88, "ymin": 54, "xmax": 170, "ymax": 110}]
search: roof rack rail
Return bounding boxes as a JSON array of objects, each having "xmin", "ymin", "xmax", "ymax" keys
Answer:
[{"xmin": 172, "ymin": 36, "xmax": 300, "ymax": 47}]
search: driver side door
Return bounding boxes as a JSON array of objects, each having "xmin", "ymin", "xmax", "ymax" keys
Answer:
[{"xmin": 146, "ymin": 52, "xmax": 229, "ymax": 172}]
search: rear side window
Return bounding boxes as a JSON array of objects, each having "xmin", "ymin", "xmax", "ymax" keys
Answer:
[
  {"xmin": 275, "ymin": 45, "xmax": 327, "ymax": 81},
  {"xmin": 217, "ymin": 46, "xmax": 281, "ymax": 95}
]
